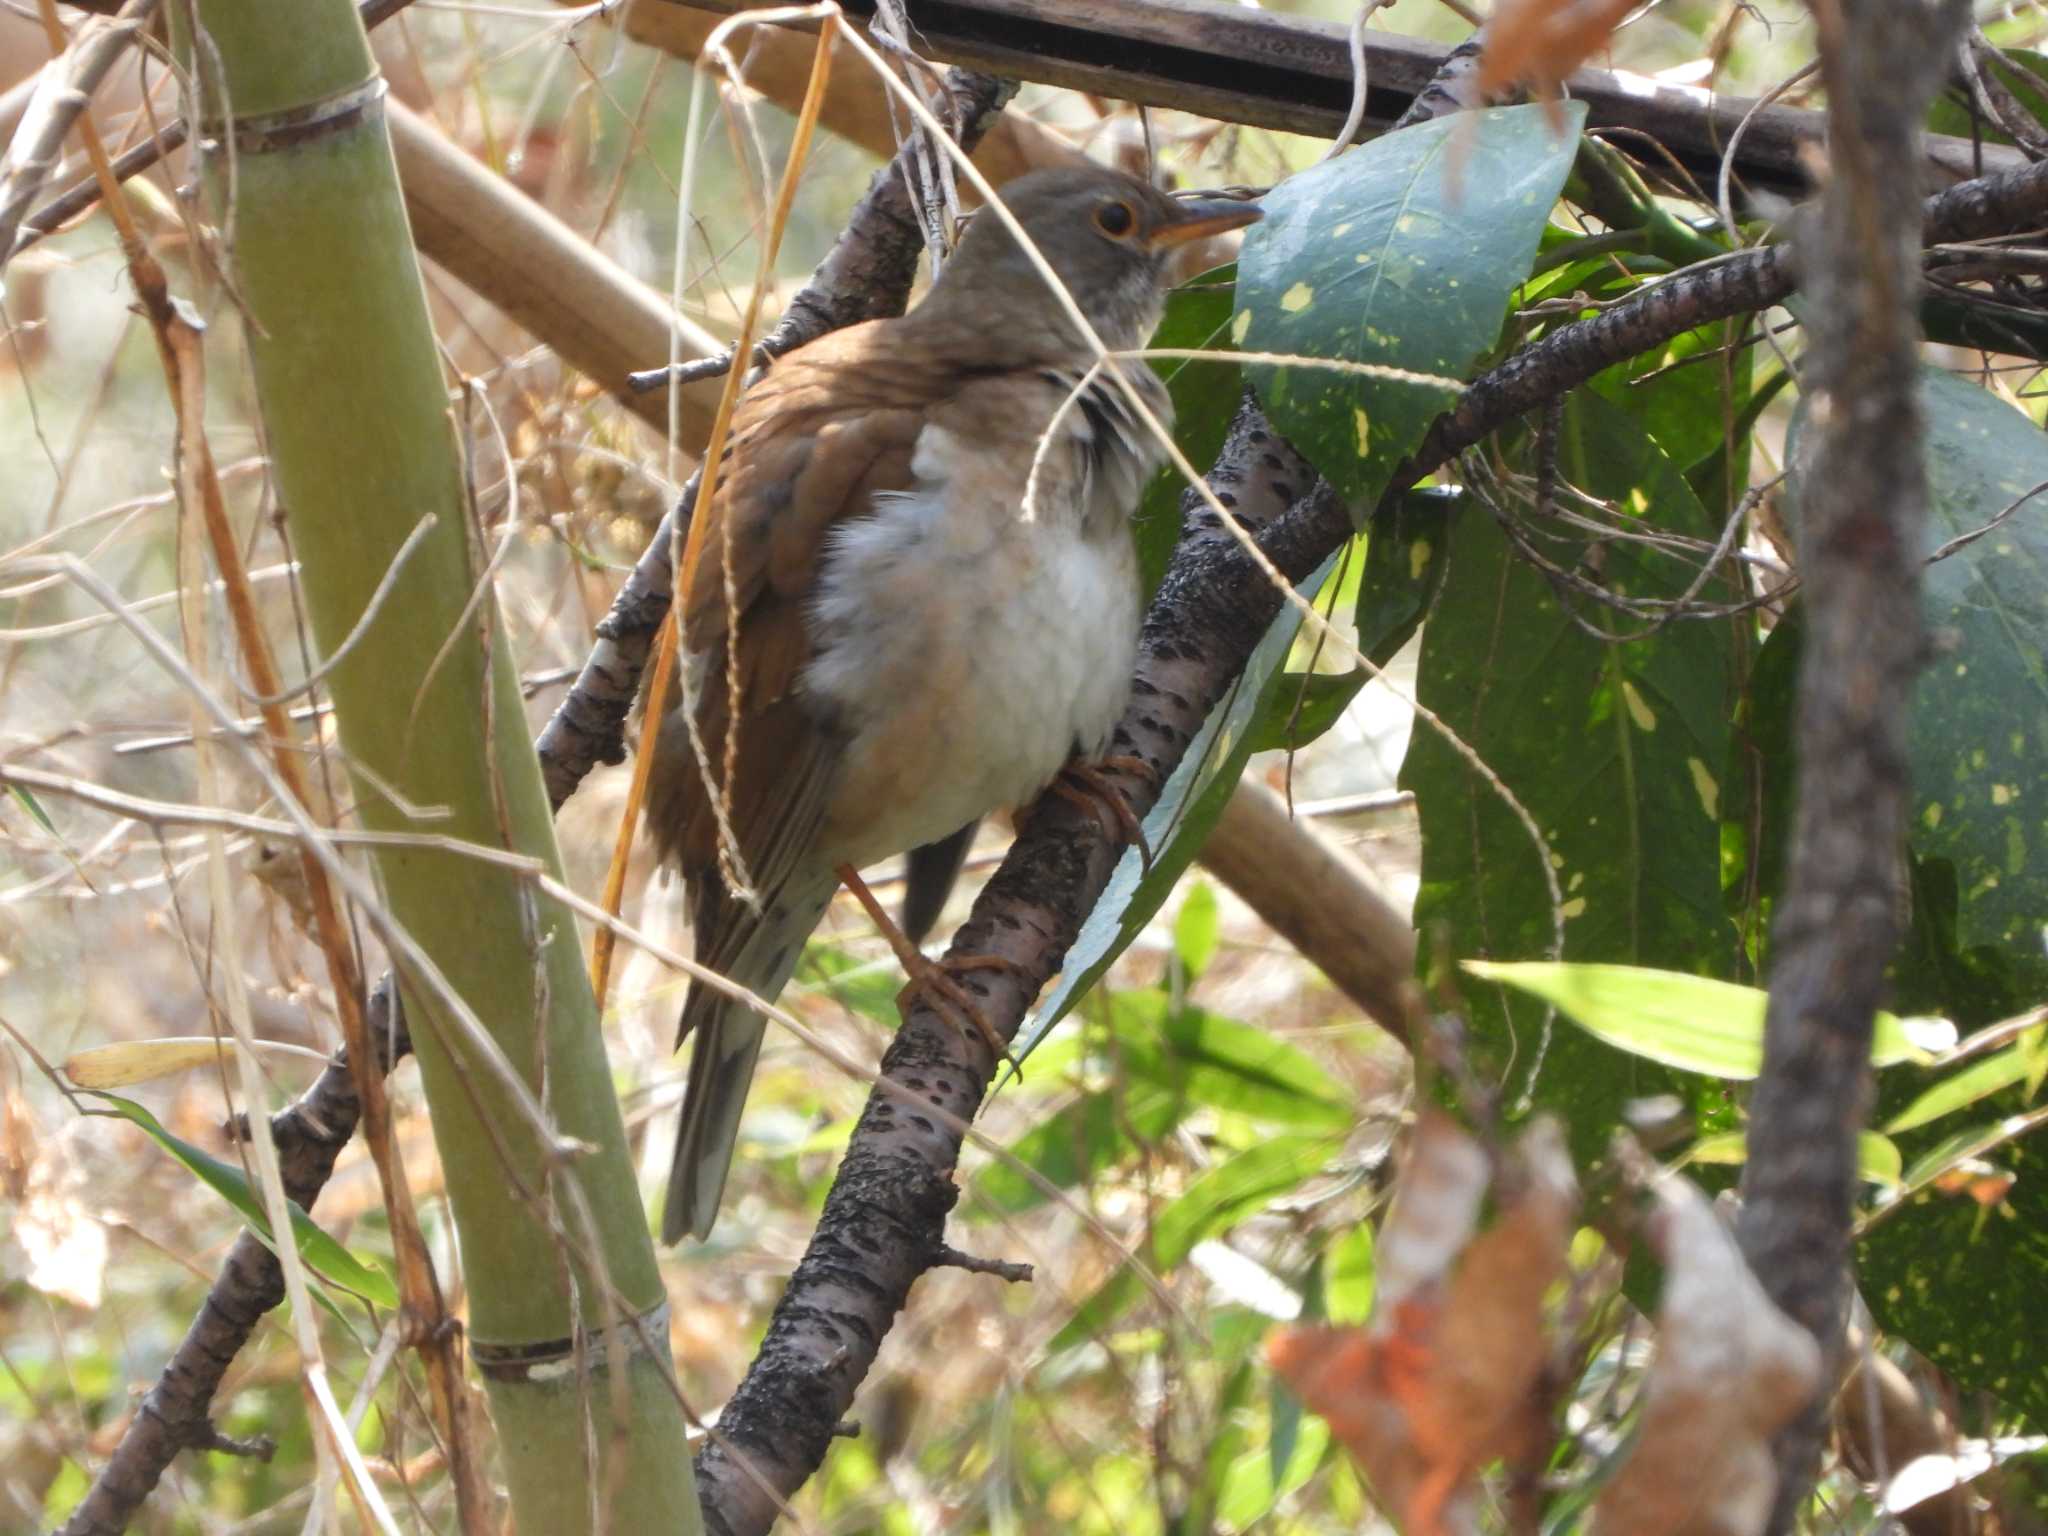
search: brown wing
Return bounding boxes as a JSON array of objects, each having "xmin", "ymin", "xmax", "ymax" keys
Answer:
[{"xmin": 643, "ymin": 321, "xmax": 939, "ymax": 912}]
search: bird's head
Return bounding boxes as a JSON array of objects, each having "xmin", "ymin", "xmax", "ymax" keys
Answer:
[{"xmin": 920, "ymin": 166, "xmax": 1263, "ymax": 359}]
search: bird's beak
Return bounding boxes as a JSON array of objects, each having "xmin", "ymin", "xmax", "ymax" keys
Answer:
[{"xmin": 1149, "ymin": 196, "xmax": 1264, "ymax": 249}]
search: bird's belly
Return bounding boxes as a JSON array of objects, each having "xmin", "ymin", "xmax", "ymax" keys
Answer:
[{"xmin": 804, "ymin": 495, "xmax": 1140, "ymax": 869}]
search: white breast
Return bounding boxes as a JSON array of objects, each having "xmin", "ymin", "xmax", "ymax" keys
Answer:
[{"xmin": 801, "ymin": 376, "xmax": 1163, "ymax": 869}]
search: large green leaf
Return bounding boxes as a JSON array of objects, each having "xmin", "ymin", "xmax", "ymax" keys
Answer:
[
  {"xmin": 1013, "ymin": 552, "xmax": 1344, "ymax": 1059},
  {"xmin": 974, "ymin": 1078, "xmax": 1183, "ymax": 1214},
  {"xmin": 1112, "ymin": 990, "xmax": 1354, "ymax": 1132},
  {"xmin": 1588, "ymin": 317, "xmax": 1751, "ymax": 476},
  {"xmin": 1236, "ymin": 102, "xmax": 1584, "ymax": 505},
  {"xmin": 1397, "ymin": 393, "xmax": 1739, "ymax": 1156},
  {"xmin": 1768, "ymin": 370, "xmax": 2048, "ymax": 1435},
  {"xmin": 1886, "ymin": 1039, "xmax": 2042, "ymax": 1133},
  {"xmin": 1788, "ymin": 369, "xmax": 2048, "ymax": 978}
]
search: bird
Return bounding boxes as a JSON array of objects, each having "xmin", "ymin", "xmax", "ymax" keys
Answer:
[{"xmin": 643, "ymin": 164, "xmax": 1263, "ymax": 1243}]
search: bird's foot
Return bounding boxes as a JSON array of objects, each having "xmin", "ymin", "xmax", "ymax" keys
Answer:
[
  {"xmin": 1045, "ymin": 755, "xmax": 1159, "ymax": 873},
  {"xmin": 896, "ymin": 954, "xmax": 1028, "ymax": 1076},
  {"xmin": 834, "ymin": 863, "xmax": 1023, "ymax": 1074}
]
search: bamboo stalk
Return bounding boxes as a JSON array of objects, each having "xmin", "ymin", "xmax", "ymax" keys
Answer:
[{"xmin": 176, "ymin": 2, "xmax": 700, "ymax": 1530}]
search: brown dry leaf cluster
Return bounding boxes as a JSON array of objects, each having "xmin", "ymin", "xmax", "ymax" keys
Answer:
[
  {"xmin": 1270, "ymin": 1116, "xmax": 1825, "ymax": 1536},
  {"xmin": 1591, "ymin": 1176, "xmax": 1822, "ymax": 1536},
  {"xmin": 1267, "ymin": 1112, "xmax": 1576, "ymax": 1535}
]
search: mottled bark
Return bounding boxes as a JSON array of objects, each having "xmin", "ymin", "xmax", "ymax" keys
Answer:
[{"xmin": 1735, "ymin": 2, "xmax": 1972, "ymax": 1530}]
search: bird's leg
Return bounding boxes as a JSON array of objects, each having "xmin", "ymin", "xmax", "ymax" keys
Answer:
[
  {"xmin": 1044, "ymin": 755, "xmax": 1160, "ymax": 874},
  {"xmin": 833, "ymin": 864, "xmax": 1023, "ymax": 1073}
]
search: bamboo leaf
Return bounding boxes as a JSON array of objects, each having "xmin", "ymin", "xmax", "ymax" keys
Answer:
[{"xmin": 93, "ymin": 1092, "xmax": 396, "ymax": 1309}]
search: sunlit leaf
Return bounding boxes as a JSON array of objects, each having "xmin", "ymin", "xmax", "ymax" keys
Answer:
[
  {"xmin": 975, "ymin": 1079, "xmax": 1183, "ymax": 1214},
  {"xmin": 1323, "ymin": 1223, "xmax": 1376, "ymax": 1326},
  {"xmin": 1887, "ymin": 1040, "xmax": 2042, "ymax": 1134},
  {"xmin": 1237, "ymin": 102, "xmax": 1583, "ymax": 505},
  {"xmin": 1111, "ymin": 991, "xmax": 1354, "ymax": 1131},
  {"xmin": 1174, "ymin": 880, "xmax": 1222, "ymax": 978},
  {"xmin": 1465, "ymin": 960, "xmax": 1947, "ymax": 1078},
  {"xmin": 1689, "ymin": 1127, "xmax": 1904, "ymax": 1187}
]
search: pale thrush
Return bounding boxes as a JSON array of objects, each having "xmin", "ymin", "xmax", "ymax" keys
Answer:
[{"xmin": 646, "ymin": 165, "xmax": 1262, "ymax": 1243}]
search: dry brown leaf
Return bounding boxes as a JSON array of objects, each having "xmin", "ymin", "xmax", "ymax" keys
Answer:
[
  {"xmin": 1480, "ymin": 0, "xmax": 1639, "ymax": 125},
  {"xmin": 1590, "ymin": 1177, "xmax": 1823, "ymax": 1536},
  {"xmin": 1268, "ymin": 1114, "xmax": 1579, "ymax": 1535},
  {"xmin": 63, "ymin": 1035, "xmax": 320, "ymax": 1089}
]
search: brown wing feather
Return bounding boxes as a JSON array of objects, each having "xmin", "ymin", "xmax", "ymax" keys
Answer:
[{"xmin": 644, "ymin": 321, "xmax": 937, "ymax": 916}]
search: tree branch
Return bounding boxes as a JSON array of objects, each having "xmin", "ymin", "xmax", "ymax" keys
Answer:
[{"xmin": 1736, "ymin": 2, "xmax": 1971, "ymax": 1529}]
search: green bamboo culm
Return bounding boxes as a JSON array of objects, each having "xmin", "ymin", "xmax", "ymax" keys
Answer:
[{"xmin": 174, "ymin": 3, "xmax": 699, "ymax": 1528}]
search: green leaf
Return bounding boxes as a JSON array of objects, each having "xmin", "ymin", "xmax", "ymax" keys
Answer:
[
  {"xmin": 1014, "ymin": 552, "xmax": 1345, "ymax": 1059},
  {"xmin": 1355, "ymin": 485, "xmax": 1458, "ymax": 664},
  {"xmin": 1245, "ymin": 668, "xmax": 1367, "ymax": 754},
  {"xmin": 1689, "ymin": 1127, "xmax": 1904, "ymax": 1187},
  {"xmin": 1887, "ymin": 1040, "xmax": 2042, "ymax": 1133},
  {"xmin": 1047, "ymin": 1133, "xmax": 1336, "ymax": 1352},
  {"xmin": 1589, "ymin": 317, "xmax": 1752, "ymax": 475},
  {"xmin": 94, "ymin": 1092, "xmax": 397, "ymax": 1309},
  {"xmin": 1215, "ymin": 1413, "xmax": 1331, "ymax": 1529},
  {"xmin": 1928, "ymin": 51, "xmax": 2048, "ymax": 146},
  {"xmin": 1113, "ymin": 991, "xmax": 1355, "ymax": 1131},
  {"xmin": 10, "ymin": 782, "xmax": 55, "ymax": 833},
  {"xmin": 979, "ymin": 993, "xmax": 1350, "ymax": 1213},
  {"xmin": 1861, "ymin": 1117, "xmax": 2048, "ymax": 1427},
  {"xmin": 975, "ymin": 1078, "xmax": 1184, "ymax": 1214},
  {"xmin": 1236, "ymin": 102, "xmax": 1584, "ymax": 505},
  {"xmin": 1790, "ymin": 369, "xmax": 2048, "ymax": 984},
  {"xmin": 797, "ymin": 939, "xmax": 901, "ymax": 1027},
  {"xmin": 1404, "ymin": 394, "xmax": 1740, "ymax": 1156},
  {"xmin": 1323, "ymin": 1223, "xmax": 1376, "ymax": 1325},
  {"xmin": 1465, "ymin": 961, "xmax": 1946, "ymax": 1078},
  {"xmin": 1133, "ymin": 268, "xmax": 1244, "ymax": 597},
  {"xmin": 1174, "ymin": 880, "xmax": 1222, "ymax": 978}
]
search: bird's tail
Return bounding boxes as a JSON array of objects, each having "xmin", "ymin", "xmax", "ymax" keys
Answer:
[{"xmin": 661, "ymin": 887, "xmax": 830, "ymax": 1244}]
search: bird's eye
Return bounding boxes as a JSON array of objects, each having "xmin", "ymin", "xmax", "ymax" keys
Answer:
[{"xmin": 1094, "ymin": 200, "xmax": 1136, "ymax": 238}]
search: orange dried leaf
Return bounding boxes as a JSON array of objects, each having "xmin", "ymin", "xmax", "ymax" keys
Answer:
[
  {"xmin": 1480, "ymin": 0, "xmax": 1639, "ymax": 122},
  {"xmin": 1268, "ymin": 1116, "xmax": 1579, "ymax": 1535}
]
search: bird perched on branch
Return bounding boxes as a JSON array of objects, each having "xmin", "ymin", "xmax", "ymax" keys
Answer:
[{"xmin": 644, "ymin": 165, "xmax": 1262, "ymax": 1243}]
